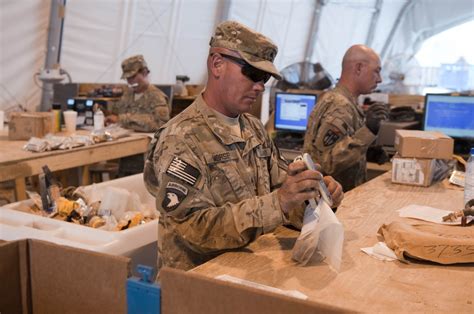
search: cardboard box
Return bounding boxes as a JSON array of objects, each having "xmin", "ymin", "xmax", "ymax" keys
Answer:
[
  {"xmin": 8, "ymin": 112, "xmax": 53, "ymax": 140},
  {"xmin": 394, "ymin": 130, "xmax": 453, "ymax": 159},
  {"xmin": 161, "ymin": 268, "xmax": 347, "ymax": 314},
  {"xmin": 0, "ymin": 239, "xmax": 130, "ymax": 313},
  {"xmin": 391, "ymin": 155, "xmax": 450, "ymax": 187}
]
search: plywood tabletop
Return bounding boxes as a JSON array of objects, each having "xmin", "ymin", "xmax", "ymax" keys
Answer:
[{"xmin": 192, "ymin": 173, "xmax": 472, "ymax": 313}]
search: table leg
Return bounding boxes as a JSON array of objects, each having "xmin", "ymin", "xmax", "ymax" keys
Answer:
[
  {"xmin": 14, "ymin": 177, "xmax": 27, "ymax": 201},
  {"xmin": 81, "ymin": 165, "xmax": 90, "ymax": 186}
]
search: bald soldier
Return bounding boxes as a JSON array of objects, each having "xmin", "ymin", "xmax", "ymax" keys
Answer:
[
  {"xmin": 303, "ymin": 45, "xmax": 389, "ymax": 191},
  {"xmin": 107, "ymin": 55, "xmax": 170, "ymax": 176},
  {"xmin": 144, "ymin": 21, "xmax": 344, "ymax": 271}
]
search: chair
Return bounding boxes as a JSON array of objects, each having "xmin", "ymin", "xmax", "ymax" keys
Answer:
[
  {"xmin": 155, "ymin": 84, "xmax": 174, "ymax": 110},
  {"xmin": 88, "ymin": 161, "xmax": 119, "ymax": 183}
]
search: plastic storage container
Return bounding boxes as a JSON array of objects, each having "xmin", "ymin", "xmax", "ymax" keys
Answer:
[{"xmin": 0, "ymin": 174, "xmax": 158, "ymax": 274}]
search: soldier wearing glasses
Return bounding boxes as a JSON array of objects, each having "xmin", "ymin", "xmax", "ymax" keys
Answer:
[{"xmin": 144, "ymin": 21, "xmax": 343, "ymax": 271}]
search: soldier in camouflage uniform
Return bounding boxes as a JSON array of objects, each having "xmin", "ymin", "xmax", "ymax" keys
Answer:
[
  {"xmin": 107, "ymin": 55, "xmax": 170, "ymax": 176},
  {"xmin": 144, "ymin": 21, "xmax": 344, "ymax": 271},
  {"xmin": 303, "ymin": 45, "xmax": 389, "ymax": 191}
]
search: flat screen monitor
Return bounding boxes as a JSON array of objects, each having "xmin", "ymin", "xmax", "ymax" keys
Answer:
[
  {"xmin": 274, "ymin": 92, "xmax": 317, "ymax": 132},
  {"xmin": 423, "ymin": 94, "xmax": 474, "ymax": 139}
]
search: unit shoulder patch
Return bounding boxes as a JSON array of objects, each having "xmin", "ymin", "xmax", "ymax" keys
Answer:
[
  {"xmin": 166, "ymin": 156, "xmax": 200, "ymax": 186},
  {"xmin": 323, "ymin": 129, "xmax": 341, "ymax": 147},
  {"xmin": 162, "ymin": 181, "xmax": 189, "ymax": 211}
]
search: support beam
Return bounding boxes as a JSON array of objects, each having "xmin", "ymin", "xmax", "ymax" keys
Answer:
[
  {"xmin": 380, "ymin": 0, "xmax": 417, "ymax": 60},
  {"xmin": 44, "ymin": 0, "xmax": 65, "ymax": 71},
  {"xmin": 40, "ymin": 0, "xmax": 66, "ymax": 111},
  {"xmin": 303, "ymin": 0, "xmax": 325, "ymax": 83},
  {"xmin": 216, "ymin": 0, "xmax": 232, "ymax": 24},
  {"xmin": 366, "ymin": 0, "xmax": 383, "ymax": 47}
]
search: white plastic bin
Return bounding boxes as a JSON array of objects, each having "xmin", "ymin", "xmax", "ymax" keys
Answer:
[{"xmin": 0, "ymin": 174, "xmax": 158, "ymax": 274}]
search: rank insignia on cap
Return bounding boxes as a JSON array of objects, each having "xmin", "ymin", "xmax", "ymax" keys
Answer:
[
  {"xmin": 162, "ymin": 181, "xmax": 188, "ymax": 211},
  {"xmin": 166, "ymin": 156, "xmax": 200, "ymax": 186},
  {"xmin": 323, "ymin": 129, "xmax": 340, "ymax": 147}
]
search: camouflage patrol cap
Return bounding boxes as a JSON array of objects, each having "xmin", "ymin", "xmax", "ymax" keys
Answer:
[
  {"xmin": 121, "ymin": 55, "xmax": 148, "ymax": 79},
  {"xmin": 210, "ymin": 21, "xmax": 282, "ymax": 80}
]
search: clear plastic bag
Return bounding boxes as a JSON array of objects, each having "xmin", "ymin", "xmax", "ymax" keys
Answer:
[{"xmin": 292, "ymin": 198, "xmax": 344, "ymax": 272}]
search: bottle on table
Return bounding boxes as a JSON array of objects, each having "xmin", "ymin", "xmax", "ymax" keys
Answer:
[{"xmin": 93, "ymin": 103, "xmax": 105, "ymax": 131}]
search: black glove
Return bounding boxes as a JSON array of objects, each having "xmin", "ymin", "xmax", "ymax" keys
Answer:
[{"xmin": 365, "ymin": 103, "xmax": 389, "ymax": 134}]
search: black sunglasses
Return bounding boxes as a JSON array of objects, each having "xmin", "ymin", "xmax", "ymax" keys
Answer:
[{"xmin": 219, "ymin": 53, "xmax": 272, "ymax": 83}]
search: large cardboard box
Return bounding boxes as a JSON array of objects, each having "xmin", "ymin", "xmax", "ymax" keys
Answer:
[
  {"xmin": 8, "ymin": 112, "xmax": 53, "ymax": 140},
  {"xmin": 391, "ymin": 155, "xmax": 450, "ymax": 187},
  {"xmin": 394, "ymin": 130, "xmax": 453, "ymax": 159},
  {"xmin": 161, "ymin": 268, "xmax": 347, "ymax": 314},
  {"xmin": 0, "ymin": 239, "xmax": 130, "ymax": 314}
]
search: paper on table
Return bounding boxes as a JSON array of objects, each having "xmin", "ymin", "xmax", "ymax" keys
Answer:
[
  {"xmin": 361, "ymin": 242, "xmax": 397, "ymax": 261},
  {"xmin": 397, "ymin": 204, "xmax": 473, "ymax": 225},
  {"xmin": 215, "ymin": 274, "xmax": 308, "ymax": 300},
  {"xmin": 292, "ymin": 198, "xmax": 344, "ymax": 271}
]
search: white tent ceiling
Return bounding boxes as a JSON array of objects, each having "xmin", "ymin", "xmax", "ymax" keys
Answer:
[{"xmin": 1, "ymin": 0, "xmax": 473, "ymax": 113}]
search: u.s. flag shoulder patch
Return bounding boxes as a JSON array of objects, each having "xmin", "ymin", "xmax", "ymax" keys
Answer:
[{"xmin": 166, "ymin": 156, "xmax": 200, "ymax": 186}]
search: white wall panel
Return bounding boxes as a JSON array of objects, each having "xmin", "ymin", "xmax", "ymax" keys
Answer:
[
  {"xmin": 61, "ymin": 0, "xmax": 219, "ymax": 85},
  {"xmin": 1, "ymin": 0, "xmax": 473, "ymax": 113},
  {"xmin": 313, "ymin": 0, "xmax": 375, "ymax": 80},
  {"xmin": 0, "ymin": 0, "xmax": 50, "ymax": 112}
]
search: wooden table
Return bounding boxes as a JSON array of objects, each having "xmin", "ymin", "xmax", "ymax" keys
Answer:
[
  {"xmin": 0, "ymin": 129, "xmax": 151, "ymax": 200},
  {"xmin": 192, "ymin": 173, "xmax": 473, "ymax": 313}
]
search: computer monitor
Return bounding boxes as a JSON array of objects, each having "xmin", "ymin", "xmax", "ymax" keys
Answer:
[
  {"xmin": 67, "ymin": 98, "xmax": 94, "ymax": 112},
  {"xmin": 274, "ymin": 92, "xmax": 317, "ymax": 132},
  {"xmin": 423, "ymin": 94, "xmax": 474, "ymax": 139}
]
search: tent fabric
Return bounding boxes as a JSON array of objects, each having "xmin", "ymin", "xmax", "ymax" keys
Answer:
[
  {"xmin": 61, "ymin": 0, "xmax": 219, "ymax": 85},
  {"xmin": 379, "ymin": 0, "xmax": 474, "ymax": 80},
  {"xmin": 1, "ymin": 0, "xmax": 473, "ymax": 115},
  {"xmin": 0, "ymin": 0, "xmax": 50, "ymax": 113}
]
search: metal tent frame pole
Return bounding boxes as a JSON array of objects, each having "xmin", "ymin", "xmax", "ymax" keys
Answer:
[
  {"xmin": 366, "ymin": 0, "xmax": 383, "ymax": 48},
  {"xmin": 39, "ymin": 0, "xmax": 66, "ymax": 111},
  {"xmin": 216, "ymin": 0, "xmax": 232, "ymax": 24},
  {"xmin": 380, "ymin": 0, "xmax": 417, "ymax": 60},
  {"xmin": 302, "ymin": 0, "xmax": 325, "ymax": 85}
]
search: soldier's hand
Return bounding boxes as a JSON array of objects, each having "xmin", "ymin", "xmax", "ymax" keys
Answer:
[
  {"xmin": 323, "ymin": 176, "xmax": 344, "ymax": 207},
  {"xmin": 365, "ymin": 103, "xmax": 389, "ymax": 134},
  {"xmin": 277, "ymin": 160, "xmax": 322, "ymax": 214}
]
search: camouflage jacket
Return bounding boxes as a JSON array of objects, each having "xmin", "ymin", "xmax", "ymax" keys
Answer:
[
  {"xmin": 144, "ymin": 94, "xmax": 289, "ymax": 270},
  {"xmin": 303, "ymin": 85, "xmax": 376, "ymax": 191},
  {"xmin": 112, "ymin": 84, "xmax": 169, "ymax": 132}
]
